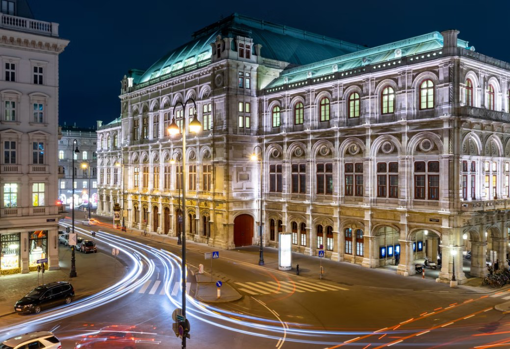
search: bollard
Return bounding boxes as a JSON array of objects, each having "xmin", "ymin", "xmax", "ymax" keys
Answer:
[
  {"xmin": 320, "ymin": 266, "xmax": 324, "ymax": 280},
  {"xmin": 296, "ymin": 264, "xmax": 300, "ymax": 276},
  {"xmin": 217, "ymin": 288, "xmax": 221, "ymax": 299},
  {"xmin": 422, "ymin": 268, "xmax": 425, "ymax": 279},
  {"xmin": 198, "ymin": 264, "xmax": 204, "ymax": 274}
]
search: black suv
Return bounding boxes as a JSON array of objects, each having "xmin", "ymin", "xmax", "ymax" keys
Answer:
[{"xmin": 14, "ymin": 281, "xmax": 75, "ymax": 314}]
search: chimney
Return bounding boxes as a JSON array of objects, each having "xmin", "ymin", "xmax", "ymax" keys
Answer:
[
  {"xmin": 97, "ymin": 120, "xmax": 103, "ymax": 129},
  {"xmin": 441, "ymin": 30, "xmax": 460, "ymax": 54}
]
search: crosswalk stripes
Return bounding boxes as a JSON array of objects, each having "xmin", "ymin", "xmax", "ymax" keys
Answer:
[
  {"xmin": 131, "ymin": 279, "xmax": 191, "ymax": 296},
  {"xmin": 235, "ymin": 280, "xmax": 348, "ymax": 296},
  {"xmin": 149, "ymin": 280, "xmax": 161, "ymax": 294}
]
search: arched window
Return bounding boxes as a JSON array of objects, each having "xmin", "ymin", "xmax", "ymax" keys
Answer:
[
  {"xmin": 487, "ymin": 84, "xmax": 495, "ymax": 110},
  {"xmin": 348, "ymin": 93, "xmax": 360, "ymax": 118},
  {"xmin": 345, "ymin": 228, "xmax": 352, "ymax": 254},
  {"xmin": 466, "ymin": 79, "xmax": 473, "ymax": 106},
  {"xmin": 381, "ymin": 87, "xmax": 395, "ymax": 114},
  {"xmin": 320, "ymin": 98, "xmax": 330, "ymax": 121},
  {"xmin": 82, "ymin": 151, "xmax": 88, "ymax": 160},
  {"xmin": 419, "ymin": 80, "xmax": 434, "ymax": 110},
  {"xmin": 291, "ymin": 221, "xmax": 298, "ymax": 244},
  {"xmin": 300, "ymin": 222, "xmax": 307, "ymax": 246},
  {"xmin": 294, "ymin": 102, "xmax": 304, "ymax": 125},
  {"xmin": 316, "ymin": 225, "xmax": 324, "ymax": 249},
  {"xmin": 355, "ymin": 229, "xmax": 364, "ymax": 256},
  {"xmin": 142, "ymin": 116, "xmax": 149, "ymax": 139},
  {"xmin": 326, "ymin": 226, "xmax": 333, "ymax": 251},
  {"xmin": 272, "ymin": 106, "xmax": 281, "ymax": 128}
]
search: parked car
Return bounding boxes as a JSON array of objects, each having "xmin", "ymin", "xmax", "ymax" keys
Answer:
[
  {"xmin": 1, "ymin": 331, "xmax": 61, "ymax": 349},
  {"xmin": 74, "ymin": 325, "xmax": 141, "ymax": 349},
  {"xmin": 82, "ymin": 218, "xmax": 99, "ymax": 226},
  {"xmin": 78, "ymin": 240, "xmax": 97, "ymax": 253},
  {"xmin": 58, "ymin": 234, "xmax": 69, "ymax": 246},
  {"xmin": 14, "ymin": 281, "xmax": 74, "ymax": 314}
]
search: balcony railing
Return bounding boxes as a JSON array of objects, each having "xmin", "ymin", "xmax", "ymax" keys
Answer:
[
  {"xmin": 0, "ymin": 13, "xmax": 58, "ymax": 37},
  {"xmin": 459, "ymin": 106, "xmax": 510, "ymax": 123},
  {"xmin": 1, "ymin": 164, "xmax": 19, "ymax": 173},
  {"xmin": 461, "ymin": 199, "xmax": 509, "ymax": 212},
  {"xmin": 30, "ymin": 164, "xmax": 48, "ymax": 173}
]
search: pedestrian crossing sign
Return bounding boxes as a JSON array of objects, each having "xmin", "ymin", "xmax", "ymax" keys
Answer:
[
  {"xmin": 318, "ymin": 250, "xmax": 325, "ymax": 258},
  {"xmin": 212, "ymin": 251, "xmax": 219, "ymax": 259}
]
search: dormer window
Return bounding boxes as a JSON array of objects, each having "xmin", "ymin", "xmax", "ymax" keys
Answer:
[
  {"xmin": 246, "ymin": 45, "xmax": 251, "ymax": 59},
  {"xmin": 1, "ymin": 1, "xmax": 15, "ymax": 15},
  {"xmin": 239, "ymin": 43, "xmax": 245, "ymax": 58},
  {"xmin": 238, "ymin": 42, "xmax": 251, "ymax": 59}
]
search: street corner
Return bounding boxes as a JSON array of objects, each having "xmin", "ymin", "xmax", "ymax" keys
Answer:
[{"xmin": 194, "ymin": 275, "xmax": 243, "ymax": 303}]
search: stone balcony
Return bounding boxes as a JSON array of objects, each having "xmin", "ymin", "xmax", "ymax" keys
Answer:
[
  {"xmin": 0, "ymin": 13, "xmax": 59, "ymax": 37},
  {"xmin": 461, "ymin": 199, "xmax": 509, "ymax": 212}
]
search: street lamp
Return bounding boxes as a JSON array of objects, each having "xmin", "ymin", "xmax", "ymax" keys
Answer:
[
  {"xmin": 251, "ymin": 147, "xmax": 265, "ymax": 266},
  {"xmin": 168, "ymin": 98, "xmax": 201, "ymax": 348},
  {"xmin": 115, "ymin": 161, "xmax": 126, "ymax": 231},
  {"xmin": 70, "ymin": 139, "xmax": 79, "ymax": 278},
  {"xmin": 80, "ymin": 162, "xmax": 91, "ymax": 220}
]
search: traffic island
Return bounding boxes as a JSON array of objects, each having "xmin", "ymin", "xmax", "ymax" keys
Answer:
[{"xmin": 194, "ymin": 274, "xmax": 242, "ymax": 303}]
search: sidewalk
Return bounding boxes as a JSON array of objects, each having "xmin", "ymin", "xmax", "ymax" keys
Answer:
[{"xmin": 0, "ymin": 245, "xmax": 126, "ymax": 317}]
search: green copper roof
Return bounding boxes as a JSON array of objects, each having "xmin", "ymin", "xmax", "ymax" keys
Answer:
[
  {"xmin": 135, "ymin": 13, "xmax": 366, "ymax": 85},
  {"xmin": 266, "ymin": 31, "xmax": 473, "ymax": 89}
]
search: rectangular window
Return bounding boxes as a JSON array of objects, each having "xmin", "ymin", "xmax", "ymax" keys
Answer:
[
  {"xmin": 493, "ymin": 175, "xmax": 497, "ymax": 199},
  {"xmin": 291, "ymin": 164, "xmax": 306, "ymax": 193},
  {"xmin": 5, "ymin": 62, "xmax": 15, "ymax": 81},
  {"xmin": 471, "ymin": 174, "xmax": 475, "ymax": 200},
  {"xmin": 462, "ymin": 175, "xmax": 467, "ymax": 200},
  {"xmin": 377, "ymin": 175, "xmax": 386, "ymax": 197},
  {"xmin": 345, "ymin": 163, "xmax": 353, "ymax": 196},
  {"xmin": 355, "ymin": 163, "xmax": 363, "ymax": 196},
  {"xmin": 326, "ymin": 234, "xmax": 333, "ymax": 251},
  {"xmin": 238, "ymin": 43, "xmax": 244, "ymax": 58},
  {"xmin": 300, "ymin": 232, "xmax": 306, "ymax": 246},
  {"xmin": 82, "ymin": 180, "xmax": 87, "ymax": 188},
  {"xmin": 484, "ymin": 175, "xmax": 489, "ymax": 198},
  {"xmin": 32, "ymin": 142, "xmax": 44, "ymax": 164},
  {"xmin": 176, "ymin": 165, "xmax": 182, "ymax": 190},
  {"xmin": 4, "ymin": 141, "xmax": 15, "ymax": 164},
  {"xmin": 238, "ymin": 72, "xmax": 244, "ymax": 88},
  {"xmin": 106, "ymin": 168, "xmax": 111, "ymax": 184},
  {"xmin": 33, "ymin": 103, "xmax": 43, "ymax": 123},
  {"xmin": 92, "ymin": 181, "xmax": 97, "ymax": 189},
  {"xmin": 5, "ymin": 100, "xmax": 15, "ymax": 121},
  {"xmin": 415, "ymin": 175, "xmax": 426, "ymax": 199},
  {"xmin": 3, "ymin": 183, "xmax": 17, "ymax": 207},
  {"xmin": 189, "ymin": 165, "xmax": 196, "ymax": 190},
  {"xmin": 245, "ymin": 73, "xmax": 251, "ymax": 89},
  {"xmin": 414, "ymin": 161, "xmax": 439, "ymax": 200},
  {"xmin": 203, "ymin": 103, "xmax": 212, "ymax": 131},
  {"xmin": 142, "ymin": 166, "xmax": 149, "ymax": 188},
  {"xmin": 74, "ymin": 181, "xmax": 77, "ymax": 189},
  {"xmin": 153, "ymin": 115, "xmax": 159, "ymax": 139},
  {"xmin": 203, "ymin": 165, "xmax": 212, "ymax": 192},
  {"xmin": 428, "ymin": 175, "xmax": 439, "ymax": 200},
  {"xmin": 60, "ymin": 181, "xmax": 65, "ymax": 189},
  {"xmin": 153, "ymin": 166, "xmax": 159, "ymax": 190},
  {"xmin": 2, "ymin": 1, "xmax": 15, "ymax": 15},
  {"xmin": 164, "ymin": 165, "xmax": 171, "ymax": 190},
  {"xmin": 345, "ymin": 229, "xmax": 352, "ymax": 255},
  {"xmin": 269, "ymin": 164, "xmax": 283, "ymax": 192},
  {"xmin": 134, "ymin": 167, "xmax": 139, "ymax": 188},
  {"xmin": 317, "ymin": 163, "xmax": 333, "ymax": 195},
  {"xmin": 33, "ymin": 66, "xmax": 43, "ymax": 85},
  {"xmin": 58, "ymin": 150, "xmax": 64, "ymax": 160}
]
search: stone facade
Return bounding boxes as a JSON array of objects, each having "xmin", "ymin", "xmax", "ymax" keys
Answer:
[
  {"xmin": 0, "ymin": 3, "xmax": 69, "ymax": 274},
  {"xmin": 98, "ymin": 15, "xmax": 510, "ymax": 284}
]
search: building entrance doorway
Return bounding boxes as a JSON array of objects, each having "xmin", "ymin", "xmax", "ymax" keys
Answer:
[
  {"xmin": 164, "ymin": 207, "xmax": 170, "ymax": 234},
  {"xmin": 234, "ymin": 214, "xmax": 254, "ymax": 247}
]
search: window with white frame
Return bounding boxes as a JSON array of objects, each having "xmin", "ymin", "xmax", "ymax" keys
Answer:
[
  {"xmin": 82, "ymin": 151, "xmax": 88, "ymax": 160},
  {"xmin": 92, "ymin": 181, "xmax": 97, "ymax": 189},
  {"xmin": 5, "ymin": 62, "xmax": 15, "ymax": 81},
  {"xmin": 3, "ymin": 183, "xmax": 17, "ymax": 207},
  {"xmin": 238, "ymin": 101, "xmax": 250, "ymax": 130},
  {"xmin": 4, "ymin": 141, "xmax": 15, "ymax": 164},
  {"xmin": 60, "ymin": 181, "xmax": 65, "ymax": 189},
  {"xmin": 32, "ymin": 142, "xmax": 44, "ymax": 164},
  {"xmin": 73, "ymin": 181, "xmax": 77, "ymax": 189},
  {"xmin": 4, "ymin": 100, "xmax": 15, "ymax": 121},
  {"xmin": 291, "ymin": 222, "xmax": 298, "ymax": 245},
  {"xmin": 33, "ymin": 103, "xmax": 43, "ymax": 123},
  {"xmin": 300, "ymin": 223, "xmax": 307, "ymax": 246},
  {"xmin": 58, "ymin": 150, "xmax": 64, "ymax": 160},
  {"xmin": 83, "ymin": 181, "xmax": 87, "ymax": 188},
  {"xmin": 33, "ymin": 66, "xmax": 43, "ymax": 85}
]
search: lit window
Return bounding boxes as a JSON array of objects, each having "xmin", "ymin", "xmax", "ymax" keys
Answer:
[
  {"xmin": 355, "ymin": 229, "xmax": 364, "ymax": 256},
  {"xmin": 295, "ymin": 102, "xmax": 304, "ymax": 125},
  {"xmin": 83, "ymin": 181, "xmax": 87, "ymax": 189},
  {"xmin": 419, "ymin": 80, "xmax": 434, "ymax": 110},
  {"xmin": 300, "ymin": 223, "xmax": 307, "ymax": 246},
  {"xmin": 292, "ymin": 222, "xmax": 298, "ymax": 245},
  {"xmin": 3, "ymin": 183, "xmax": 17, "ymax": 207},
  {"xmin": 345, "ymin": 228, "xmax": 352, "ymax": 254},
  {"xmin": 32, "ymin": 142, "xmax": 44, "ymax": 164},
  {"xmin": 60, "ymin": 181, "xmax": 65, "ymax": 189},
  {"xmin": 92, "ymin": 181, "xmax": 97, "ymax": 189},
  {"xmin": 238, "ymin": 72, "xmax": 244, "ymax": 88},
  {"xmin": 203, "ymin": 103, "xmax": 212, "ymax": 131},
  {"xmin": 320, "ymin": 98, "xmax": 330, "ymax": 121},
  {"xmin": 381, "ymin": 87, "xmax": 395, "ymax": 114},
  {"xmin": 58, "ymin": 150, "xmax": 64, "ymax": 160},
  {"xmin": 272, "ymin": 106, "xmax": 281, "ymax": 127},
  {"xmin": 465, "ymin": 79, "xmax": 473, "ymax": 106},
  {"xmin": 203, "ymin": 165, "xmax": 212, "ymax": 192},
  {"xmin": 245, "ymin": 73, "xmax": 251, "ymax": 89},
  {"xmin": 317, "ymin": 225, "xmax": 323, "ymax": 249},
  {"xmin": 4, "ymin": 100, "xmax": 15, "ymax": 121},
  {"xmin": 326, "ymin": 226, "xmax": 334, "ymax": 251},
  {"xmin": 348, "ymin": 93, "xmax": 360, "ymax": 118},
  {"xmin": 82, "ymin": 151, "xmax": 88, "ymax": 160},
  {"xmin": 73, "ymin": 181, "xmax": 77, "ymax": 189},
  {"xmin": 32, "ymin": 183, "xmax": 44, "ymax": 206}
]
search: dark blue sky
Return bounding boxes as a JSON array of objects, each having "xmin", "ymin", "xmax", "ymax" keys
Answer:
[{"xmin": 29, "ymin": 0, "xmax": 510, "ymax": 129}]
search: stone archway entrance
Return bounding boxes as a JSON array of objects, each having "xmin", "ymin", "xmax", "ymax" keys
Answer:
[
  {"xmin": 164, "ymin": 207, "xmax": 170, "ymax": 234},
  {"xmin": 153, "ymin": 205, "xmax": 159, "ymax": 232},
  {"xmin": 234, "ymin": 214, "xmax": 254, "ymax": 247}
]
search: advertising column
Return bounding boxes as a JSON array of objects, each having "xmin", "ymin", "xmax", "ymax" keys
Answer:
[{"xmin": 279, "ymin": 233, "xmax": 292, "ymax": 270}]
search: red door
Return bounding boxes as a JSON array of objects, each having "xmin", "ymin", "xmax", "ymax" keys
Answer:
[{"xmin": 234, "ymin": 214, "xmax": 254, "ymax": 247}]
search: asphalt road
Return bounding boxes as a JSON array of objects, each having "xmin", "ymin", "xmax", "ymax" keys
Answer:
[{"xmin": 2, "ymin": 217, "xmax": 510, "ymax": 348}]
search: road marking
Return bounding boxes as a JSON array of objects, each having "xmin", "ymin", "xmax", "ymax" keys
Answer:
[
  {"xmin": 139, "ymin": 280, "xmax": 151, "ymax": 293},
  {"xmin": 171, "ymin": 282, "xmax": 179, "ymax": 296},
  {"xmin": 299, "ymin": 280, "xmax": 348, "ymax": 291},
  {"xmin": 247, "ymin": 282, "xmax": 281, "ymax": 293},
  {"xmin": 416, "ymin": 330, "xmax": 430, "ymax": 336},
  {"xmin": 149, "ymin": 280, "xmax": 161, "ymax": 294},
  {"xmin": 464, "ymin": 315, "xmax": 474, "ymax": 319},
  {"xmin": 235, "ymin": 282, "xmax": 271, "ymax": 295},
  {"xmin": 267, "ymin": 281, "xmax": 305, "ymax": 293},
  {"xmin": 344, "ymin": 337, "xmax": 360, "ymax": 343},
  {"xmin": 237, "ymin": 288, "xmax": 260, "ymax": 295},
  {"xmin": 441, "ymin": 322, "xmax": 454, "ymax": 327},
  {"xmin": 278, "ymin": 281, "xmax": 317, "ymax": 293},
  {"xmin": 388, "ymin": 340, "xmax": 403, "ymax": 346}
]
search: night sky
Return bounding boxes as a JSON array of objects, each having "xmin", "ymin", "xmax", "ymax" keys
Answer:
[{"xmin": 28, "ymin": 0, "xmax": 510, "ymax": 129}]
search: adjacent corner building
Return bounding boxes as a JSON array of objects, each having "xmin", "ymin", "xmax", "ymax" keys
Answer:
[{"xmin": 0, "ymin": 0, "xmax": 69, "ymax": 274}]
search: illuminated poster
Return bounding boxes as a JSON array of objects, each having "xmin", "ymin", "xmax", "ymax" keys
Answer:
[
  {"xmin": 1, "ymin": 233, "xmax": 20, "ymax": 271},
  {"xmin": 29, "ymin": 230, "xmax": 48, "ymax": 267},
  {"xmin": 279, "ymin": 233, "xmax": 292, "ymax": 271}
]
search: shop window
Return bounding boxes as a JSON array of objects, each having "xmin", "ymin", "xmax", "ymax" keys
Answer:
[
  {"xmin": 1, "ymin": 233, "xmax": 20, "ymax": 271},
  {"xmin": 29, "ymin": 230, "xmax": 47, "ymax": 268}
]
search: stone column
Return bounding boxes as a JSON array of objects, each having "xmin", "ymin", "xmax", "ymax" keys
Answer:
[
  {"xmin": 362, "ymin": 236, "xmax": 377, "ymax": 268},
  {"xmin": 48, "ymin": 228, "xmax": 59, "ymax": 270},
  {"xmin": 21, "ymin": 232, "xmax": 29, "ymax": 274},
  {"xmin": 399, "ymin": 240, "xmax": 414, "ymax": 276},
  {"xmin": 470, "ymin": 241, "xmax": 487, "ymax": 277}
]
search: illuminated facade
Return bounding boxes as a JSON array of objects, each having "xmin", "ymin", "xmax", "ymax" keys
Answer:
[
  {"xmin": 58, "ymin": 124, "xmax": 98, "ymax": 214},
  {"xmin": 98, "ymin": 14, "xmax": 510, "ymax": 283},
  {"xmin": 0, "ymin": 1, "xmax": 69, "ymax": 274}
]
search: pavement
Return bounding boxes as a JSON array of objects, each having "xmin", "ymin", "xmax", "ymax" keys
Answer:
[
  {"xmin": 0, "ymin": 244, "xmax": 126, "ymax": 317},
  {"xmin": 2, "ymin": 214, "xmax": 510, "ymax": 318}
]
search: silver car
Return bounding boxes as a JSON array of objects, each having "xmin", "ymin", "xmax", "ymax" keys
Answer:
[{"xmin": 1, "ymin": 331, "xmax": 61, "ymax": 349}]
